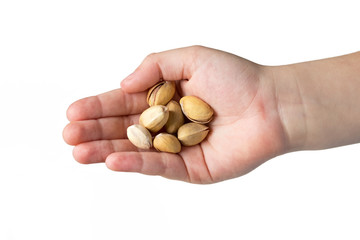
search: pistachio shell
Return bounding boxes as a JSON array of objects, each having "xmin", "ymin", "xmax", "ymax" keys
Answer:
[
  {"xmin": 139, "ymin": 105, "xmax": 169, "ymax": 132},
  {"xmin": 177, "ymin": 123, "xmax": 209, "ymax": 146},
  {"xmin": 153, "ymin": 133, "xmax": 181, "ymax": 153},
  {"xmin": 147, "ymin": 81, "xmax": 176, "ymax": 106},
  {"xmin": 127, "ymin": 124, "xmax": 152, "ymax": 149},
  {"xmin": 179, "ymin": 96, "xmax": 214, "ymax": 124},
  {"xmin": 165, "ymin": 100, "xmax": 185, "ymax": 134}
]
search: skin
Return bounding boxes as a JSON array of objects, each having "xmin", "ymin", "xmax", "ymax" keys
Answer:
[{"xmin": 63, "ymin": 46, "xmax": 360, "ymax": 184}]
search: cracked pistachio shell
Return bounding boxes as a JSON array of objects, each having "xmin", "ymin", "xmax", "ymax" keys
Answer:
[
  {"xmin": 177, "ymin": 123, "xmax": 209, "ymax": 146},
  {"xmin": 165, "ymin": 100, "xmax": 185, "ymax": 134},
  {"xmin": 127, "ymin": 124, "xmax": 152, "ymax": 149},
  {"xmin": 179, "ymin": 96, "xmax": 214, "ymax": 124},
  {"xmin": 153, "ymin": 133, "xmax": 181, "ymax": 153},
  {"xmin": 139, "ymin": 105, "xmax": 169, "ymax": 132},
  {"xmin": 147, "ymin": 81, "xmax": 176, "ymax": 106}
]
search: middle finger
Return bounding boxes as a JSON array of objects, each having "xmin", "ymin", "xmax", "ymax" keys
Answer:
[{"xmin": 63, "ymin": 114, "xmax": 139, "ymax": 146}]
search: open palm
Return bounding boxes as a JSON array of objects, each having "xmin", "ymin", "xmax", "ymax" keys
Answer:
[{"xmin": 63, "ymin": 46, "xmax": 287, "ymax": 183}]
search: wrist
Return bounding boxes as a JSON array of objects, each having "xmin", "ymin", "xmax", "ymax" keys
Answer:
[
  {"xmin": 262, "ymin": 64, "xmax": 308, "ymax": 152},
  {"xmin": 266, "ymin": 52, "xmax": 360, "ymax": 152}
]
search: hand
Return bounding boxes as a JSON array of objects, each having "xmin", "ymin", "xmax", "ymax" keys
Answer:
[{"xmin": 63, "ymin": 46, "xmax": 287, "ymax": 183}]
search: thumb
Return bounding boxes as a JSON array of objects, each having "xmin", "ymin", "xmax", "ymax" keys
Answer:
[{"xmin": 121, "ymin": 46, "xmax": 200, "ymax": 93}]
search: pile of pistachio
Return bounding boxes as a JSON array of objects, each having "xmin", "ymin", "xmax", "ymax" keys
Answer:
[{"xmin": 127, "ymin": 81, "xmax": 214, "ymax": 153}]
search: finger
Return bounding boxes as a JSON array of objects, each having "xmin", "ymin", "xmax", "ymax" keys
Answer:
[
  {"xmin": 63, "ymin": 115, "xmax": 139, "ymax": 146},
  {"xmin": 121, "ymin": 46, "xmax": 207, "ymax": 93},
  {"xmin": 73, "ymin": 139, "xmax": 140, "ymax": 164},
  {"xmin": 105, "ymin": 152, "xmax": 190, "ymax": 182},
  {"xmin": 66, "ymin": 88, "xmax": 148, "ymax": 121}
]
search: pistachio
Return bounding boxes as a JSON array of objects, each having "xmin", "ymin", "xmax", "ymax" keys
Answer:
[
  {"xmin": 153, "ymin": 133, "xmax": 181, "ymax": 153},
  {"xmin": 177, "ymin": 123, "xmax": 209, "ymax": 146},
  {"xmin": 127, "ymin": 124, "xmax": 153, "ymax": 149},
  {"xmin": 139, "ymin": 105, "xmax": 169, "ymax": 132},
  {"xmin": 147, "ymin": 81, "xmax": 176, "ymax": 106},
  {"xmin": 165, "ymin": 100, "xmax": 185, "ymax": 134},
  {"xmin": 179, "ymin": 96, "xmax": 214, "ymax": 124}
]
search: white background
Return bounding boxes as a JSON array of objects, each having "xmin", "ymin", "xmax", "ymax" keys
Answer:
[{"xmin": 0, "ymin": 0, "xmax": 359, "ymax": 239}]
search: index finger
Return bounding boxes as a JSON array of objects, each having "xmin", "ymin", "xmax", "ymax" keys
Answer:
[{"xmin": 66, "ymin": 88, "xmax": 148, "ymax": 121}]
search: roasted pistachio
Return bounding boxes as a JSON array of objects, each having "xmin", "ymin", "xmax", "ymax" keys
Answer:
[
  {"xmin": 127, "ymin": 124, "xmax": 153, "ymax": 149},
  {"xmin": 179, "ymin": 96, "xmax": 213, "ymax": 124},
  {"xmin": 147, "ymin": 81, "xmax": 176, "ymax": 106},
  {"xmin": 177, "ymin": 123, "xmax": 209, "ymax": 146},
  {"xmin": 153, "ymin": 133, "xmax": 181, "ymax": 153},
  {"xmin": 165, "ymin": 100, "xmax": 185, "ymax": 134},
  {"xmin": 139, "ymin": 105, "xmax": 169, "ymax": 132}
]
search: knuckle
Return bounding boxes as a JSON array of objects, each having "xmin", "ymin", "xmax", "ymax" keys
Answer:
[
  {"xmin": 190, "ymin": 45, "xmax": 205, "ymax": 50},
  {"xmin": 144, "ymin": 52, "xmax": 158, "ymax": 62},
  {"xmin": 189, "ymin": 45, "xmax": 206, "ymax": 53}
]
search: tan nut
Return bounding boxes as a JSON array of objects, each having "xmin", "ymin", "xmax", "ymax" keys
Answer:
[
  {"xmin": 177, "ymin": 123, "xmax": 209, "ymax": 146},
  {"xmin": 139, "ymin": 105, "xmax": 169, "ymax": 132},
  {"xmin": 153, "ymin": 133, "xmax": 181, "ymax": 153},
  {"xmin": 147, "ymin": 81, "xmax": 176, "ymax": 106},
  {"xmin": 127, "ymin": 124, "xmax": 153, "ymax": 149},
  {"xmin": 165, "ymin": 100, "xmax": 185, "ymax": 134},
  {"xmin": 179, "ymin": 96, "xmax": 214, "ymax": 124}
]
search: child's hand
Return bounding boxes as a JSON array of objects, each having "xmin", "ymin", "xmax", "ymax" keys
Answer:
[
  {"xmin": 63, "ymin": 46, "xmax": 286, "ymax": 183},
  {"xmin": 63, "ymin": 46, "xmax": 360, "ymax": 183}
]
